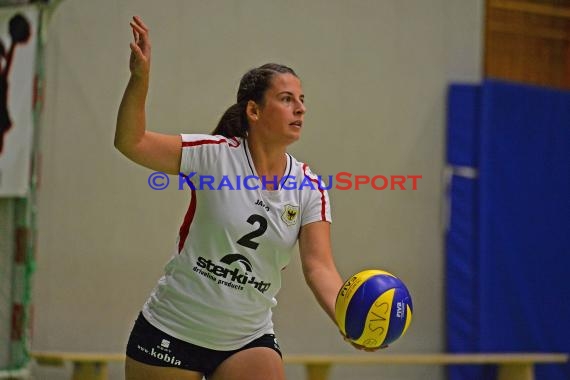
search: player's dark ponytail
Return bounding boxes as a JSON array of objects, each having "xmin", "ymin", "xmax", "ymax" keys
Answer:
[
  {"xmin": 213, "ymin": 63, "xmax": 298, "ymax": 138},
  {"xmin": 213, "ymin": 101, "xmax": 248, "ymax": 139}
]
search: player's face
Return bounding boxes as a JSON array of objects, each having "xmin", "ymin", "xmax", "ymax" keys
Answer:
[{"xmin": 255, "ymin": 73, "xmax": 306, "ymax": 145}]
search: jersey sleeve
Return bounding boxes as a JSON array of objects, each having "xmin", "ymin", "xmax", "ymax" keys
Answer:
[
  {"xmin": 300, "ymin": 164, "xmax": 332, "ymax": 226},
  {"xmin": 179, "ymin": 134, "xmax": 237, "ymax": 175}
]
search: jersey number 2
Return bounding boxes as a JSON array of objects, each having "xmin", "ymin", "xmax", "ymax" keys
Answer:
[{"xmin": 237, "ymin": 214, "xmax": 267, "ymax": 250}]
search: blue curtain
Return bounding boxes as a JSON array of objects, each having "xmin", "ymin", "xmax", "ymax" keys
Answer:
[{"xmin": 446, "ymin": 80, "xmax": 570, "ymax": 380}]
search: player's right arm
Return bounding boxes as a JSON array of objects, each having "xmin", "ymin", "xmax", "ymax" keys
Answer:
[{"xmin": 114, "ymin": 16, "xmax": 182, "ymax": 175}]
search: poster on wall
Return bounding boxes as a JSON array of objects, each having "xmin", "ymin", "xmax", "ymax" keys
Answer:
[{"xmin": 0, "ymin": 6, "xmax": 37, "ymax": 197}]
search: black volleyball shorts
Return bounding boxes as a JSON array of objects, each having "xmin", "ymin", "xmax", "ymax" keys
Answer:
[{"xmin": 126, "ymin": 313, "xmax": 282, "ymax": 377}]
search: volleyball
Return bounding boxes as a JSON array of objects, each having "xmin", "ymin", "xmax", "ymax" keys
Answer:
[{"xmin": 335, "ymin": 269, "xmax": 413, "ymax": 349}]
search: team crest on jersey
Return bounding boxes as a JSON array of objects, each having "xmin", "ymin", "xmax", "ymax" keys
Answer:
[{"xmin": 281, "ymin": 204, "xmax": 299, "ymax": 226}]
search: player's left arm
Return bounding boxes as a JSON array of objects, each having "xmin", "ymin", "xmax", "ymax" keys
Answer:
[
  {"xmin": 299, "ymin": 221, "xmax": 344, "ymax": 324},
  {"xmin": 299, "ymin": 221, "xmax": 381, "ymax": 352}
]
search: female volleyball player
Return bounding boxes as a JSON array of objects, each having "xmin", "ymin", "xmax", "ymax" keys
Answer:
[{"xmin": 116, "ymin": 16, "xmax": 363, "ymax": 380}]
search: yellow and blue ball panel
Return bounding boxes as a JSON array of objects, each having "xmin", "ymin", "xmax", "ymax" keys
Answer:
[{"xmin": 336, "ymin": 270, "xmax": 413, "ymax": 347}]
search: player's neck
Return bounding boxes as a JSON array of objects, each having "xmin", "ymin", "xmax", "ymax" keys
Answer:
[{"xmin": 246, "ymin": 136, "xmax": 287, "ymax": 179}]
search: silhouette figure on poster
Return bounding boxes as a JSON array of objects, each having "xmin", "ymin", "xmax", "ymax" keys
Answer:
[{"xmin": 0, "ymin": 13, "xmax": 31, "ymax": 155}]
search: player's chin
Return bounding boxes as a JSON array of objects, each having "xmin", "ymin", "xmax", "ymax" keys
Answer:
[
  {"xmin": 288, "ymin": 135, "xmax": 301, "ymax": 145},
  {"xmin": 288, "ymin": 127, "xmax": 302, "ymax": 141}
]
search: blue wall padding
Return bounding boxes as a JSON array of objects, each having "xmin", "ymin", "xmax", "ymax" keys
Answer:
[
  {"xmin": 445, "ymin": 84, "xmax": 485, "ymax": 380},
  {"xmin": 446, "ymin": 84, "xmax": 480, "ymax": 167},
  {"xmin": 478, "ymin": 80, "xmax": 570, "ymax": 380},
  {"xmin": 446, "ymin": 175, "xmax": 484, "ymax": 380},
  {"xmin": 446, "ymin": 80, "xmax": 570, "ymax": 380}
]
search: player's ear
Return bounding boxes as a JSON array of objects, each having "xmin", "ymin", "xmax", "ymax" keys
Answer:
[{"xmin": 246, "ymin": 100, "xmax": 260, "ymax": 123}]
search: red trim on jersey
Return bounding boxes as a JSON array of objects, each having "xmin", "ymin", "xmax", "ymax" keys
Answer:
[
  {"xmin": 182, "ymin": 137, "xmax": 241, "ymax": 148},
  {"xmin": 178, "ymin": 188, "xmax": 197, "ymax": 253},
  {"xmin": 302, "ymin": 163, "xmax": 327, "ymax": 221},
  {"xmin": 228, "ymin": 137, "xmax": 241, "ymax": 147}
]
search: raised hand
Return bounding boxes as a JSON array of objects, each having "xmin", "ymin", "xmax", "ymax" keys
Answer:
[{"xmin": 129, "ymin": 16, "xmax": 151, "ymax": 78}]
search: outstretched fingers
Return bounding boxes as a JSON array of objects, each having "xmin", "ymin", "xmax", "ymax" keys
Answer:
[
  {"xmin": 130, "ymin": 16, "xmax": 149, "ymax": 42},
  {"xmin": 130, "ymin": 21, "xmax": 146, "ymax": 39},
  {"xmin": 132, "ymin": 15, "xmax": 149, "ymax": 32},
  {"xmin": 129, "ymin": 41, "xmax": 142, "ymax": 57},
  {"xmin": 128, "ymin": 16, "xmax": 151, "ymax": 76},
  {"xmin": 131, "ymin": 26, "xmax": 138, "ymax": 44}
]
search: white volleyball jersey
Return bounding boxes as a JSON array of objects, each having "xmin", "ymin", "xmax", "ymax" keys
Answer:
[{"xmin": 142, "ymin": 134, "xmax": 331, "ymax": 350}]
